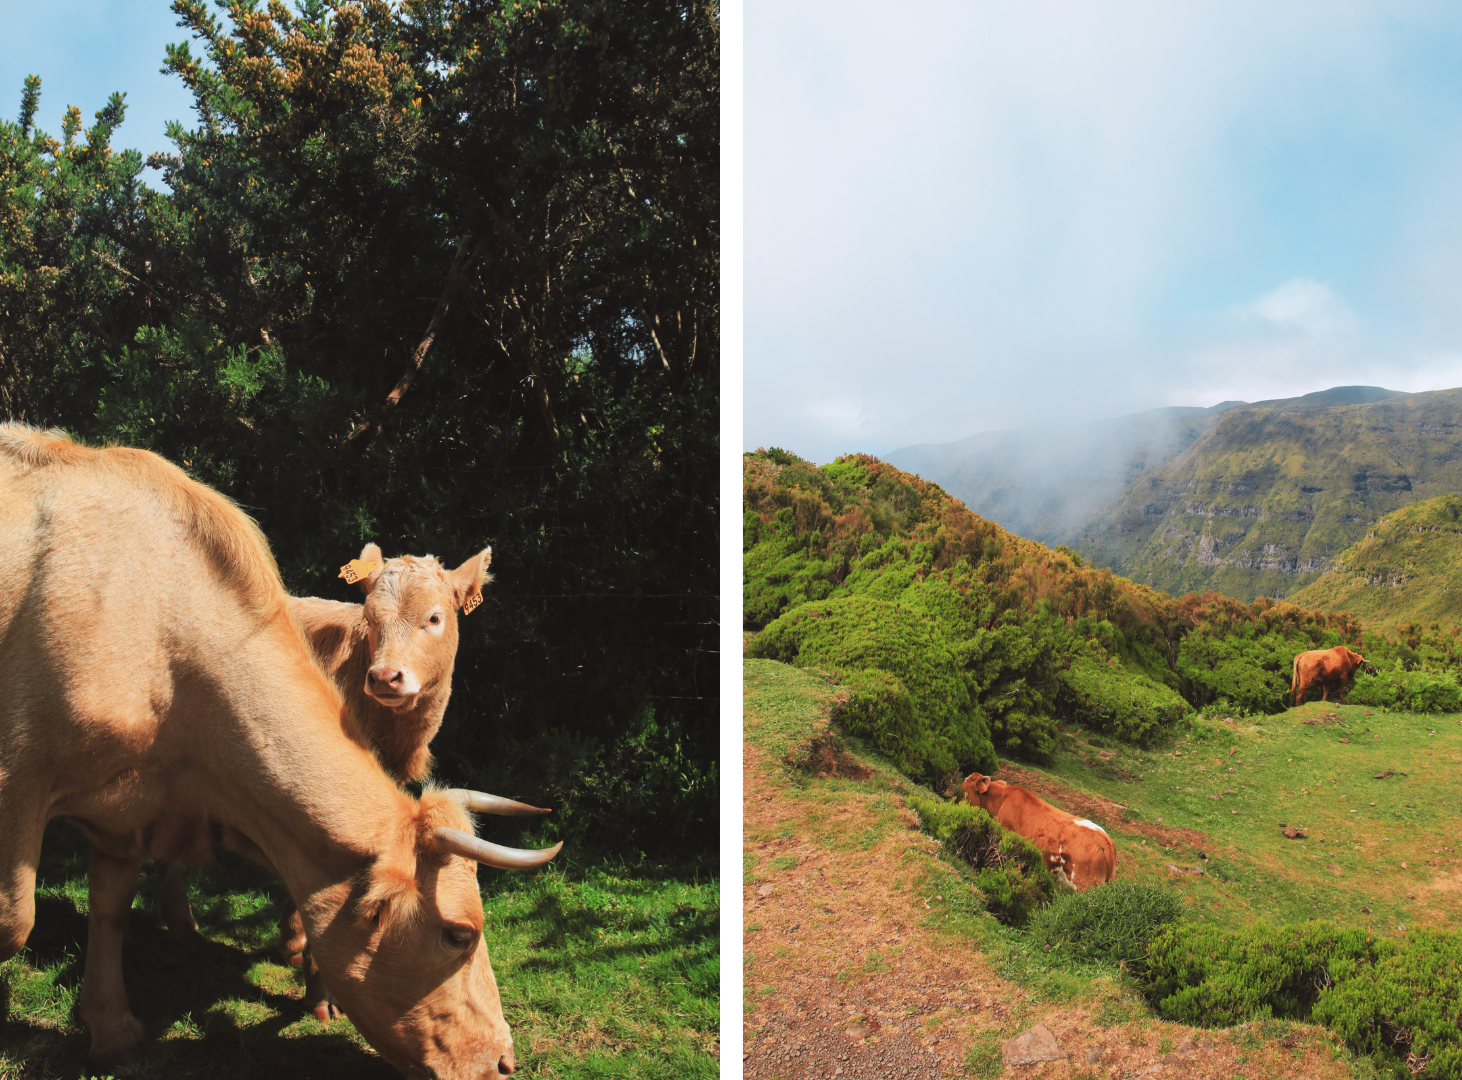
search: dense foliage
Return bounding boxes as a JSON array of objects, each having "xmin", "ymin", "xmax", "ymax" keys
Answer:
[
  {"xmin": 744, "ymin": 450, "xmax": 1365, "ymax": 782},
  {"xmin": 1146, "ymin": 920, "xmax": 1462, "ymax": 1078},
  {"xmin": 1027, "ymin": 880, "xmax": 1182, "ymax": 977},
  {"xmin": 1, "ymin": 0, "xmax": 718, "ymax": 857}
]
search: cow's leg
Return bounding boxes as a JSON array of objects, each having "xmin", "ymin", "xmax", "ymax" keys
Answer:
[
  {"xmin": 0, "ymin": 806, "xmax": 44, "ymax": 962},
  {"xmin": 280, "ymin": 905, "xmax": 342, "ymax": 1022},
  {"xmin": 156, "ymin": 859, "xmax": 200, "ymax": 941},
  {"xmin": 78, "ymin": 847, "xmax": 147, "ymax": 1067}
]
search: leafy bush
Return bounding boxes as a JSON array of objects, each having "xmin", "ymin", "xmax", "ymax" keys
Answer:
[
  {"xmin": 1347, "ymin": 666, "xmax": 1462, "ymax": 713},
  {"xmin": 1027, "ymin": 880, "xmax": 1182, "ymax": 976},
  {"xmin": 1145, "ymin": 921, "xmax": 1388, "ymax": 1027},
  {"xmin": 1057, "ymin": 657, "xmax": 1193, "ymax": 745},
  {"xmin": 1144, "ymin": 920, "xmax": 1462, "ymax": 1075},
  {"xmin": 749, "ymin": 597, "xmax": 998, "ymax": 783},
  {"xmin": 1174, "ymin": 631, "xmax": 1322, "ymax": 714},
  {"xmin": 907, "ymin": 797, "xmax": 1055, "ymax": 926}
]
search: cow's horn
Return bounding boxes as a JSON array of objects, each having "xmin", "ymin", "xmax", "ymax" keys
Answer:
[
  {"xmin": 433, "ymin": 827, "xmax": 563, "ymax": 870},
  {"xmin": 444, "ymin": 789, "xmax": 551, "ymax": 816}
]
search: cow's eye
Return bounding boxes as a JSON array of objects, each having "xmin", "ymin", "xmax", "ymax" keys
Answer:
[
  {"xmin": 442, "ymin": 924, "xmax": 477, "ymax": 950},
  {"xmin": 429, "ymin": 613, "xmax": 441, "ymax": 625}
]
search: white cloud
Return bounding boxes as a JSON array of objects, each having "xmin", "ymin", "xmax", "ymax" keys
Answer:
[{"xmin": 1241, "ymin": 279, "xmax": 1356, "ymax": 336}]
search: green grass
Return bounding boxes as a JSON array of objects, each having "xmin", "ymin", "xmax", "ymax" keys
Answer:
[
  {"xmin": 1036, "ymin": 700, "xmax": 1462, "ymax": 938},
  {"xmin": 0, "ymin": 821, "xmax": 717, "ymax": 1078}
]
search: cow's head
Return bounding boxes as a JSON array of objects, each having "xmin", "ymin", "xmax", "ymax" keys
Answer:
[
  {"xmin": 961, "ymin": 772, "xmax": 1004, "ymax": 806},
  {"xmin": 1342, "ymin": 647, "xmax": 1369, "ymax": 675},
  {"xmin": 307, "ymin": 789, "xmax": 558, "ymax": 1080},
  {"xmin": 353, "ymin": 543, "xmax": 492, "ymax": 711}
]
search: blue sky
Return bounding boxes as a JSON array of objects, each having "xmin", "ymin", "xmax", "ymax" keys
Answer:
[
  {"xmin": 746, "ymin": 1, "xmax": 1462, "ymax": 463},
  {"xmin": 0, "ymin": 0, "xmax": 196, "ymax": 167}
]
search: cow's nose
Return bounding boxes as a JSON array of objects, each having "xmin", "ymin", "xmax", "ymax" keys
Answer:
[
  {"xmin": 497, "ymin": 1051, "xmax": 515, "ymax": 1075},
  {"xmin": 369, "ymin": 667, "xmax": 405, "ymax": 689}
]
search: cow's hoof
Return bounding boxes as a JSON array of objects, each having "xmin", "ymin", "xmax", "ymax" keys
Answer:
[
  {"xmin": 305, "ymin": 967, "xmax": 344, "ymax": 1023},
  {"xmin": 87, "ymin": 1013, "xmax": 147, "ymax": 1068}
]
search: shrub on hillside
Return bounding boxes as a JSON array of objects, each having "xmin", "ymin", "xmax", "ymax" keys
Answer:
[
  {"xmin": 1347, "ymin": 665, "xmax": 1462, "ymax": 713},
  {"xmin": 1145, "ymin": 920, "xmax": 1462, "ymax": 1077},
  {"xmin": 1174, "ymin": 631, "xmax": 1318, "ymax": 714},
  {"xmin": 907, "ymin": 797, "xmax": 1055, "ymax": 926},
  {"xmin": 1057, "ymin": 657, "xmax": 1193, "ymax": 745},
  {"xmin": 748, "ymin": 597, "xmax": 998, "ymax": 782},
  {"xmin": 1028, "ymin": 881, "xmax": 1181, "ymax": 976},
  {"xmin": 1145, "ymin": 920, "xmax": 1387, "ymax": 1027}
]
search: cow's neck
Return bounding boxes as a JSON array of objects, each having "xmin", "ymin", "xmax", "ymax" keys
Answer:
[{"xmin": 199, "ymin": 607, "xmax": 417, "ymax": 921}]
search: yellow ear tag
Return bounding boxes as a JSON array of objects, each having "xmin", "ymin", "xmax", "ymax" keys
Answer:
[
  {"xmin": 339, "ymin": 559, "xmax": 381, "ymax": 585},
  {"xmin": 462, "ymin": 591, "xmax": 483, "ymax": 615}
]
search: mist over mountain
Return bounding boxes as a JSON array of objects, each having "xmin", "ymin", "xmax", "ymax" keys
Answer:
[{"xmin": 887, "ymin": 386, "xmax": 1462, "ymax": 601}]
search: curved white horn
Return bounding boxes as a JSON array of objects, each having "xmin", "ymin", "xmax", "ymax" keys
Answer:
[
  {"xmin": 433, "ymin": 827, "xmax": 563, "ymax": 870},
  {"xmin": 444, "ymin": 789, "xmax": 551, "ymax": 816}
]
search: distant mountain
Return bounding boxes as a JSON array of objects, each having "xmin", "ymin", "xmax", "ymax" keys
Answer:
[
  {"xmin": 1286, "ymin": 495, "xmax": 1462, "ymax": 634},
  {"xmin": 888, "ymin": 386, "xmax": 1462, "ymax": 601}
]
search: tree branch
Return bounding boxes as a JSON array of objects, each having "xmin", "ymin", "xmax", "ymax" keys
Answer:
[{"xmin": 346, "ymin": 235, "xmax": 480, "ymax": 447}]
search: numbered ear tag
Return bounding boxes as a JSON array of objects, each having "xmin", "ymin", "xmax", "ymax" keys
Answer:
[
  {"xmin": 339, "ymin": 559, "xmax": 381, "ymax": 584},
  {"xmin": 462, "ymin": 591, "xmax": 483, "ymax": 615}
]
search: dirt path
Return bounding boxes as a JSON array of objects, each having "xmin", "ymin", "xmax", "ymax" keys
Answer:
[
  {"xmin": 994, "ymin": 765, "xmax": 1212, "ymax": 852},
  {"xmin": 742, "ymin": 663, "xmax": 1359, "ymax": 1080}
]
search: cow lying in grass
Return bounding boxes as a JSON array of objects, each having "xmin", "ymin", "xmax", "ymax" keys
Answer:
[
  {"xmin": 961, "ymin": 772, "xmax": 1117, "ymax": 890},
  {"xmin": 1291, "ymin": 645, "xmax": 1369, "ymax": 706},
  {"xmin": 160, "ymin": 543, "xmax": 539, "ymax": 1022},
  {"xmin": 0, "ymin": 426, "xmax": 559, "ymax": 1075}
]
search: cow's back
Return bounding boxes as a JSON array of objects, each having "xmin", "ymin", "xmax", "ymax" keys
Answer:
[{"xmin": 0, "ymin": 426, "xmax": 290, "ymax": 775}]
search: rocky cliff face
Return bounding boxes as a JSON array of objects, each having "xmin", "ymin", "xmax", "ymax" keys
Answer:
[{"xmin": 889, "ymin": 386, "xmax": 1462, "ymax": 601}]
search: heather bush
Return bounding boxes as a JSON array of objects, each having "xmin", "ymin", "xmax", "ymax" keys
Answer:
[
  {"xmin": 748, "ymin": 596, "xmax": 997, "ymax": 782},
  {"xmin": 1027, "ymin": 880, "xmax": 1182, "ymax": 976},
  {"xmin": 1145, "ymin": 920, "xmax": 1462, "ymax": 1077},
  {"xmin": 1057, "ymin": 656, "xmax": 1193, "ymax": 745},
  {"xmin": 1347, "ymin": 665, "xmax": 1462, "ymax": 713}
]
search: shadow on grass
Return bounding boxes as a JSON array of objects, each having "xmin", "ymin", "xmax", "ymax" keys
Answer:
[{"xmin": 1, "ymin": 822, "xmax": 395, "ymax": 1080}]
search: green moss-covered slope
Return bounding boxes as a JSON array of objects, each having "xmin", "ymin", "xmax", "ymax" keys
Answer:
[{"xmin": 1286, "ymin": 495, "xmax": 1462, "ymax": 635}]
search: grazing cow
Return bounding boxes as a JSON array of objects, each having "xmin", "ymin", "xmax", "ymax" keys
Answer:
[
  {"xmin": 960, "ymin": 773, "xmax": 1117, "ymax": 890},
  {"xmin": 0, "ymin": 426, "xmax": 559, "ymax": 1076},
  {"xmin": 159, "ymin": 542, "xmax": 516, "ymax": 1022},
  {"xmin": 1291, "ymin": 646, "xmax": 1368, "ymax": 706}
]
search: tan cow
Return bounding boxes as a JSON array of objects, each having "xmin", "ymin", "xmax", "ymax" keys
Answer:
[
  {"xmin": 0, "ymin": 426, "xmax": 558, "ymax": 1076},
  {"xmin": 1291, "ymin": 645, "xmax": 1368, "ymax": 706},
  {"xmin": 961, "ymin": 773, "xmax": 1117, "ymax": 890},
  {"xmin": 298, "ymin": 543, "xmax": 493, "ymax": 783},
  {"xmin": 158, "ymin": 543, "xmax": 518, "ymax": 1022}
]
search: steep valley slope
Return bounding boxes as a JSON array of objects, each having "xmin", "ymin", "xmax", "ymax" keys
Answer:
[
  {"xmin": 889, "ymin": 385, "xmax": 1462, "ymax": 601},
  {"xmin": 1286, "ymin": 494, "xmax": 1462, "ymax": 634}
]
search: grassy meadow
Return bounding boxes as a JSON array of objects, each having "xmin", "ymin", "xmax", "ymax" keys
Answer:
[
  {"xmin": 0, "ymin": 822, "xmax": 718, "ymax": 1079},
  {"xmin": 1038, "ymin": 701, "xmax": 1462, "ymax": 938}
]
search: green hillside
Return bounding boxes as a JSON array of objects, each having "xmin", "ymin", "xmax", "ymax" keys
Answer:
[
  {"xmin": 1287, "ymin": 495, "xmax": 1462, "ymax": 635},
  {"xmin": 1077, "ymin": 388, "xmax": 1462, "ymax": 600}
]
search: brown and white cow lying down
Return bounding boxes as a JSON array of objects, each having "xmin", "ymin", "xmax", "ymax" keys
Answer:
[
  {"xmin": 160, "ymin": 542, "xmax": 532, "ymax": 1021},
  {"xmin": 0, "ymin": 426, "xmax": 557, "ymax": 1076},
  {"xmin": 1291, "ymin": 645, "xmax": 1368, "ymax": 706},
  {"xmin": 961, "ymin": 773, "xmax": 1117, "ymax": 891}
]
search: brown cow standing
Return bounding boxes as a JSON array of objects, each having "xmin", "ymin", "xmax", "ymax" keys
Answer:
[
  {"xmin": 0, "ymin": 425, "xmax": 558, "ymax": 1075},
  {"xmin": 159, "ymin": 542, "xmax": 519, "ymax": 1022},
  {"xmin": 961, "ymin": 773, "xmax": 1117, "ymax": 890},
  {"xmin": 1291, "ymin": 646, "xmax": 1368, "ymax": 706}
]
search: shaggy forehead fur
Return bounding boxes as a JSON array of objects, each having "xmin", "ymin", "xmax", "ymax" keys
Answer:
[{"xmin": 370, "ymin": 556, "xmax": 451, "ymax": 601}]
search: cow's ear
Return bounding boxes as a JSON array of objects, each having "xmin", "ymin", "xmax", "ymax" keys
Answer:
[
  {"xmin": 450, "ymin": 546, "xmax": 493, "ymax": 613},
  {"xmin": 975, "ymin": 778, "xmax": 992, "ymax": 794},
  {"xmin": 355, "ymin": 543, "xmax": 385, "ymax": 595}
]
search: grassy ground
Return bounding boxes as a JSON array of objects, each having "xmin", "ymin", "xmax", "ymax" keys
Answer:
[
  {"xmin": 1039, "ymin": 699, "xmax": 1462, "ymax": 939},
  {"xmin": 0, "ymin": 821, "xmax": 718, "ymax": 1079},
  {"xmin": 742, "ymin": 658, "xmax": 1362, "ymax": 1080}
]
